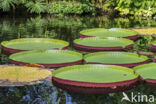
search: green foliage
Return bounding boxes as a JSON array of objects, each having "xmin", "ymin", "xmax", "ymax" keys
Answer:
[
  {"xmin": 47, "ymin": 1, "xmax": 95, "ymax": 15},
  {"xmin": 133, "ymin": 35, "xmax": 156, "ymax": 52},
  {"xmin": 0, "ymin": 0, "xmax": 17, "ymax": 11},
  {"xmin": 133, "ymin": 36, "xmax": 152, "ymax": 51},
  {"xmin": 118, "ymin": 0, "xmax": 155, "ymax": 17},
  {"xmin": 103, "ymin": 0, "xmax": 156, "ymax": 18},
  {"xmin": 16, "ymin": 0, "xmax": 27, "ymax": 5},
  {"xmin": 0, "ymin": 0, "xmax": 95, "ymax": 15},
  {"xmin": 0, "ymin": 0, "xmax": 155, "ymax": 17},
  {"xmin": 0, "ymin": 21, "xmax": 18, "ymax": 40},
  {"xmin": 25, "ymin": 0, "xmax": 46, "ymax": 14}
]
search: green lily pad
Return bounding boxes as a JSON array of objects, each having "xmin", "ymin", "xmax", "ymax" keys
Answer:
[
  {"xmin": 74, "ymin": 37, "xmax": 134, "ymax": 48},
  {"xmin": 53, "ymin": 64, "xmax": 138, "ymax": 83},
  {"xmin": 84, "ymin": 52, "xmax": 148, "ymax": 64},
  {"xmin": 9, "ymin": 50, "xmax": 82, "ymax": 64},
  {"xmin": 134, "ymin": 63, "xmax": 156, "ymax": 79},
  {"xmin": 80, "ymin": 28, "xmax": 138, "ymax": 37},
  {"xmin": 1, "ymin": 38, "xmax": 69, "ymax": 50}
]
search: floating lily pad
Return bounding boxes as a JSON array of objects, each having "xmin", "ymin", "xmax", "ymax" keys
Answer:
[
  {"xmin": 132, "ymin": 28, "xmax": 156, "ymax": 35},
  {"xmin": 84, "ymin": 52, "xmax": 148, "ymax": 67},
  {"xmin": 1, "ymin": 38, "xmax": 69, "ymax": 55},
  {"xmin": 74, "ymin": 37, "xmax": 134, "ymax": 52},
  {"xmin": 80, "ymin": 28, "xmax": 138, "ymax": 40},
  {"xmin": 0, "ymin": 65, "xmax": 51, "ymax": 86},
  {"xmin": 52, "ymin": 64, "xmax": 139, "ymax": 94},
  {"xmin": 134, "ymin": 63, "xmax": 156, "ymax": 88},
  {"xmin": 9, "ymin": 50, "xmax": 83, "ymax": 68}
]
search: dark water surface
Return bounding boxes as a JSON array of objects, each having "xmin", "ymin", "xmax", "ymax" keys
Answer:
[{"xmin": 0, "ymin": 15, "xmax": 156, "ymax": 104}]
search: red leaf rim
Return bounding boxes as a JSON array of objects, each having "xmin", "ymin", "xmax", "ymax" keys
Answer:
[
  {"xmin": 52, "ymin": 76, "xmax": 139, "ymax": 88},
  {"xmin": 9, "ymin": 59, "xmax": 83, "ymax": 68},
  {"xmin": 1, "ymin": 45, "xmax": 68, "ymax": 55},
  {"xmin": 139, "ymin": 75, "xmax": 156, "ymax": 84},
  {"xmin": 53, "ymin": 79, "xmax": 139, "ymax": 94},
  {"xmin": 150, "ymin": 45, "xmax": 156, "ymax": 52},
  {"xmin": 74, "ymin": 43, "xmax": 133, "ymax": 52}
]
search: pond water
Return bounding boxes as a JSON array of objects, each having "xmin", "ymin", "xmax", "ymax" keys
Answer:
[{"xmin": 0, "ymin": 15, "xmax": 156, "ymax": 104}]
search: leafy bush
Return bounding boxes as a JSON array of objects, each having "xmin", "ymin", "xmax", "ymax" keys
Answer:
[
  {"xmin": 25, "ymin": 0, "xmax": 46, "ymax": 14},
  {"xmin": 0, "ymin": 0, "xmax": 17, "ymax": 11},
  {"xmin": 0, "ymin": 0, "xmax": 95, "ymax": 15},
  {"xmin": 0, "ymin": 0, "xmax": 155, "ymax": 18},
  {"xmin": 47, "ymin": 1, "xmax": 95, "ymax": 15},
  {"xmin": 103, "ymin": 0, "xmax": 156, "ymax": 18}
]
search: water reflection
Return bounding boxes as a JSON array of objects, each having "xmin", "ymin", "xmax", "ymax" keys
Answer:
[
  {"xmin": 0, "ymin": 16, "xmax": 156, "ymax": 104},
  {"xmin": 0, "ymin": 82, "xmax": 155, "ymax": 104}
]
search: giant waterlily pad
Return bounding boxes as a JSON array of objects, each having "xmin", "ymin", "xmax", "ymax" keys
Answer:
[
  {"xmin": 9, "ymin": 50, "xmax": 83, "ymax": 68},
  {"xmin": 80, "ymin": 28, "xmax": 138, "ymax": 40},
  {"xmin": 0, "ymin": 65, "xmax": 51, "ymax": 86},
  {"xmin": 52, "ymin": 64, "xmax": 139, "ymax": 94},
  {"xmin": 1, "ymin": 38, "xmax": 69, "ymax": 55},
  {"xmin": 132, "ymin": 28, "xmax": 156, "ymax": 35},
  {"xmin": 84, "ymin": 52, "xmax": 148, "ymax": 67},
  {"xmin": 74, "ymin": 37, "xmax": 134, "ymax": 52},
  {"xmin": 134, "ymin": 63, "xmax": 156, "ymax": 88}
]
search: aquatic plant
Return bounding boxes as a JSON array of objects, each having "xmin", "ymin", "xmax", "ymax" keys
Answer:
[{"xmin": 0, "ymin": 65, "xmax": 51, "ymax": 86}]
